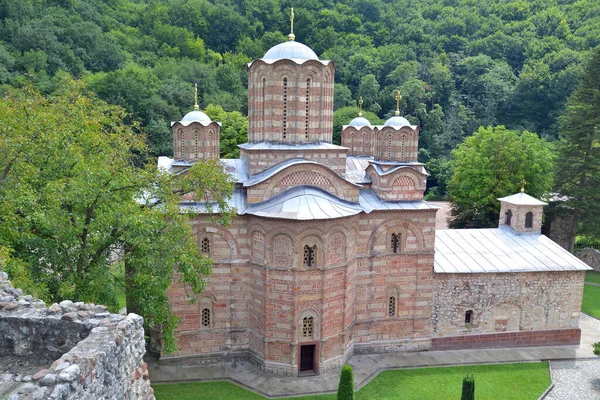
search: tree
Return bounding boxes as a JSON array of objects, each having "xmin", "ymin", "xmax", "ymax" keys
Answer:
[
  {"xmin": 0, "ymin": 79, "xmax": 235, "ymax": 353},
  {"xmin": 461, "ymin": 374, "xmax": 475, "ymax": 400},
  {"xmin": 337, "ymin": 365, "xmax": 355, "ymax": 400},
  {"xmin": 448, "ymin": 126, "xmax": 554, "ymax": 228},
  {"xmin": 554, "ymin": 46, "xmax": 600, "ymax": 238}
]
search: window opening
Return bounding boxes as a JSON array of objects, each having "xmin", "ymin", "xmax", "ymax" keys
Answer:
[
  {"xmin": 388, "ymin": 296, "xmax": 396, "ymax": 317},
  {"xmin": 262, "ymin": 78, "xmax": 266, "ymax": 138},
  {"xmin": 350, "ymin": 132, "xmax": 354, "ymax": 153},
  {"xmin": 387, "ymin": 134, "xmax": 392, "ymax": 160},
  {"xmin": 465, "ymin": 310, "xmax": 472, "ymax": 324},
  {"xmin": 201, "ymin": 308, "xmax": 211, "ymax": 327},
  {"xmin": 201, "ymin": 237, "xmax": 210, "ymax": 254},
  {"xmin": 362, "ymin": 133, "xmax": 366, "ymax": 156},
  {"xmin": 505, "ymin": 209, "xmax": 513, "ymax": 226},
  {"xmin": 303, "ymin": 245, "xmax": 316, "ymax": 267},
  {"xmin": 283, "ymin": 78, "xmax": 288, "ymax": 139},
  {"xmin": 194, "ymin": 130, "xmax": 199, "ymax": 159},
  {"xmin": 305, "ymin": 79, "xmax": 310, "ymax": 140},
  {"xmin": 390, "ymin": 233, "xmax": 399, "ymax": 253},
  {"xmin": 180, "ymin": 130, "xmax": 185, "ymax": 159},
  {"xmin": 302, "ymin": 316, "xmax": 314, "ymax": 337},
  {"xmin": 208, "ymin": 131, "xmax": 213, "ymax": 159},
  {"xmin": 525, "ymin": 212, "xmax": 533, "ymax": 228},
  {"xmin": 400, "ymin": 134, "xmax": 406, "ymax": 161}
]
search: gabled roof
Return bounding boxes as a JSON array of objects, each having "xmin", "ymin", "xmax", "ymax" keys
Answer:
[
  {"xmin": 498, "ymin": 192, "xmax": 548, "ymax": 206},
  {"xmin": 434, "ymin": 226, "xmax": 590, "ymax": 273}
]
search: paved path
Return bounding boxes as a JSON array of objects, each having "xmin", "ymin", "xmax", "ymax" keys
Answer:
[
  {"xmin": 585, "ymin": 281, "xmax": 600, "ymax": 287},
  {"xmin": 148, "ymin": 312, "xmax": 600, "ymax": 398}
]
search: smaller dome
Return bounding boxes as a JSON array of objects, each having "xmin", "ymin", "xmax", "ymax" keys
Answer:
[
  {"xmin": 348, "ymin": 116, "xmax": 371, "ymax": 127},
  {"xmin": 263, "ymin": 41, "xmax": 319, "ymax": 61},
  {"xmin": 181, "ymin": 110, "xmax": 212, "ymax": 124},
  {"xmin": 384, "ymin": 116, "xmax": 410, "ymax": 128}
]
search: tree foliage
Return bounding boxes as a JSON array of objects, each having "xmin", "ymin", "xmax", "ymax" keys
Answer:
[
  {"xmin": 337, "ymin": 365, "xmax": 355, "ymax": 400},
  {"xmin": 0, "ymin": 79, "xmax": 235, "ymax": 352},
  {"xmin": 448, "ymin": 126, "xmax": 554, "ymax": 228},
  {"xmin": 554, "ymin": 45, "xmax": 600, "ymax": 237}
]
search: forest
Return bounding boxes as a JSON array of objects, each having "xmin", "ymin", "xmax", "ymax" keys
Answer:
[{"xmin": 1, "ymin": 0, "xmax": 600, "ymax": 198}]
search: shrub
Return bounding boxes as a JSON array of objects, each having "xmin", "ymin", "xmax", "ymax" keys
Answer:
[
  {"xmin": 337, "ymin": 365, "xmax": 355, "ymax": 400},
  {"xmin": 461, "ymin": 374, "xmax": 475, "ymax": 400}
]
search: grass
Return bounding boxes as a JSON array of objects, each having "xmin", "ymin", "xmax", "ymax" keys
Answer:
[
  {"xmin": 582, "ymin": 283, "xmax": 600, "ymax": 319},
  {"xmin": 585, "ymin": 270, "xmax": 600, "ymax": 284},
  {"xmin": 152, "ymin": 362, "xmax": 550, "ymax": 400}
]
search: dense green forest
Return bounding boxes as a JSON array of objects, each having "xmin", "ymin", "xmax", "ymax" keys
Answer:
[{"xmin": 1, "ymin": 0, "xmax": 599, "ymax": 196}]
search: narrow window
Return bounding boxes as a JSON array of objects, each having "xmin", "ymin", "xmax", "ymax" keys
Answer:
[
  {"xmin": 350, "ymin": 132, "xmax": 354, "ymax": 154},
  {"xmin": 525, "ymin": 212, "xmax": 533, "ymax": 228},
  {"xmin": 465, "ymin": 310, "xmax": 472, "ymax": 324},
  {"xmin": 180, "ymin": 129, "xmax": 185, "ymax": 159},
  {"xmin": 388, "ymin": 296, "xmax": 396, "ymax": 317},
  {"xmin": 390, "ymin": 233, "xmax": 399, "ymax": 253},
  {"xmin": 387, "ymin": 134, "xmax": 392, "ymax": 160},
  {"xmin": 305, "ymin": 79, "xmax": 310, "ymax": 140},
  {"xmin": 201, "ymin": 308, "xmax": 211, "ymax": 327},
  {"xmin": 400, "ymin": 134, "xmax": 406, "ymax": 161},
  {"xmin": 302, "ymin": 316, "xmax": 314, "ymax": 337},
  {"xmin": 262, "ymin": 78, "xmax": 266, "ymax": 139},
  {"xmin": 208, "ymin": 131, "xmax": 213, "ymax": 159},
  {"xmin": 201, "ymin": 237, "xmax": 210, "ymax": 254},
  {"xmin": 362, "ymin": 133, "xmax": 366, "ymax": 156},
  {"xmin": 303, "ymin": 245, "xmax": 316, "ymax": 267},
  {"xmin": 282, "ymin": 78, "xmax": 288, "ymax": 139},
  {"xmin": 505, "ymin": 209, "xmax": 513, "ymax": 226},
  {"xmin": 194, "ymin": 130, "xmax": 199, "ymax": 159}
]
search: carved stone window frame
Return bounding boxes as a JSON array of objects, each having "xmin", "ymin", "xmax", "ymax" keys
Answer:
[
  {"xmin": 298, "ymin": 309, "xmax": 320, "ymax": 341},
  {"xmin": 386, "ymin": 287, "xmax": 399, "ymax": 317},
  {"xmin": 299, "ymin": 235, "xmax": 323, "ymax": 268},
  {"xmin": 199, "ymin": 295, "xmax": 216, "ymax": 330},
  {"xmin": 386, "ymin": 226, "xmax": 407, "ymax": 254}
]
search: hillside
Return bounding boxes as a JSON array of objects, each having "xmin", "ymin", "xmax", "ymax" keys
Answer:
[{"xmin": 1, "ymin": 0, "xmax": 599, "ymax": 165}]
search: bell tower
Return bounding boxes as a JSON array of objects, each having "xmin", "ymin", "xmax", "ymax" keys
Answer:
[{"xmin": 498, "ymin": 182, "xmax": 547, "ymax": 234}]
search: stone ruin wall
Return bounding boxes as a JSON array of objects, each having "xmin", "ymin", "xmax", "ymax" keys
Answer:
[
  {"xmin": 0, "ymin": 271, "xmax": 155, "ymax": 400},
  {"xmin": 575, "ymin": 248, "xmax": 600, "ymax": 272}
]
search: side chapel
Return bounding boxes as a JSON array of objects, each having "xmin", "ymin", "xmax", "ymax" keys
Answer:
[{"xmin": 156, "ymin": 13, "xmax": 590, "ymax": 376}]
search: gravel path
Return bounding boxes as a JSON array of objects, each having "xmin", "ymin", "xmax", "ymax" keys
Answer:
[{"xmin": 546, "ymin": 359, "xmax": 600, "ymax": 399}]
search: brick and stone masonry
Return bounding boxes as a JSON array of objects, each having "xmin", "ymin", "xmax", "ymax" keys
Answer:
[{"xmin": 0, "ymin": 271, "xmax": 154, "ymax": 400}]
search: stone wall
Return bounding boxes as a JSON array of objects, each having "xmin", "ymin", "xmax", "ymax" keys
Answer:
[
  {"xmin": 432, "ymin": 271, "xmax": 585, "ymax": 338},
  {"xmin": 0, "ymin": 271, "xmax": 154, "ymax": 400},
  {"xmin": 575, "ymin": 248, "xmax": 600, "ymax": 272}
]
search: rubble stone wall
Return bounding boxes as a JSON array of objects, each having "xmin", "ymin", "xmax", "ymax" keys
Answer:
[
  {"xmin": 0, "ymin": 271, "xmax": 155, "ymax": 400},
  {"xmin": 575, "ymin": 248, "xmax": 600, "ymax": 272}
]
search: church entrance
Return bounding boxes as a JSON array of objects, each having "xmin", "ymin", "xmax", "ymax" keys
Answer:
[{"xmin": 299, "ymin": 344, "xmax": 316, "ymax": 374}]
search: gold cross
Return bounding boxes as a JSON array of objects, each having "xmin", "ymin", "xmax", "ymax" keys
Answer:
[
  {"xmin": 521, "ymin": 178, "xmax": 526, "ymax": 193},
  {"xmin": 289, "ymin": 8, "xmax": 295, "ymax": 41},
  {"xmin": 194, "ymin": 83, "xmax": 199, "ymax": 110},
  {"xmin": 395, "ymin": 90, "xmax": 401, "ymax": 116},
  {"xmin": 358, "ymin": 96, "xmax": 363, "ymax": 117}
]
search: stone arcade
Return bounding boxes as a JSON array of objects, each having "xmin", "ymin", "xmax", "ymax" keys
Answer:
[{"xmin": 156, "ymin": 33, "xmax": 590, "ymax": 376}]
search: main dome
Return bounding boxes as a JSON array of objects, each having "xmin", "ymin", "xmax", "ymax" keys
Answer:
[
  {"xmin": 181, "ymin": 110, "xmax": 212, "ymax": 124},
  {"xmin": 263, "ymin": 41, "xmax": 319, "ymax": 61},
  {"xmin": 348, "ymin": 116, "xmax": 371, "ymax": 127}
]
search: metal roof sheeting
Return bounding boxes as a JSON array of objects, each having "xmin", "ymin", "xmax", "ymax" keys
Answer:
[
  {"xmin": 434, "ymin": 226, "xmax": 591, "ymax": 273},
  {"xmin": 359, "ymin": 190, "xmax": 438, "ymax": 213},
  {"xmin": 497, "ymin": 192, "xmax": 548, "ymax": 206}
]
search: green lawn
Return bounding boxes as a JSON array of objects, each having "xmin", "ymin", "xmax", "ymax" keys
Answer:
[
  {"xmin": 153, "ymin": 362, "xmax": 550, "ymax": 400},
  {"xmin": 585, "ymin": 271, "xmax": 600, "ymax": 284},
  {"xmin": 582, "ymin": 283, "xmax": 600, "ymax": 319}
]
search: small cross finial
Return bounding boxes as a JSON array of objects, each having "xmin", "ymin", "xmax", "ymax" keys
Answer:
[
  {"xmin": 194, "ymin": 83, "xmax": 199, "ymax": 111},
  {"xmin": 395, "ymin": 90, "xmax": 402, "ymax": 116},
  {"xmin": 521, "ymin": 178, "xmax": 526, "ymax": 193},
  {"xmin": 358, "ymin": 96, "xmax": 363, "ymax": 117},
  {"xmin": 288, "ymin": 7, "xmax": 295, "ymax": 41}
]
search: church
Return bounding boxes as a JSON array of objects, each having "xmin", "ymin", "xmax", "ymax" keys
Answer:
[{"xmin": 155, "ymin": 22, "xmax": 590, "ymax": 376}]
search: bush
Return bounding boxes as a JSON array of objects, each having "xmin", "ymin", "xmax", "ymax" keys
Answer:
[
  {"xmin": 337, "ymin": 365, "xmax": 355, "ymax": 400},
  {"xmin": 461, "ymin": 374, "xmax": 475, "ymax": 400}
]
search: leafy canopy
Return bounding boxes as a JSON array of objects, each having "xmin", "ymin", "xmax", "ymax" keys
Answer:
[
  {"xmin": 0, "ymin": 79, "xmax": 235, "ymax": 352},
  {"xmin": 448, "ymin": 126, "xmax": 554, "ymax": 228}
]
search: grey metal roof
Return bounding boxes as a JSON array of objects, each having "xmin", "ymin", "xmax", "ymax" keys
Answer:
[
  {"xmin": 359, "ymin": 190, "xmax": 438, "ymax": 213},
  {"xmin": 369, "ymin": 163, "xmax": 429, "ymax": 177},
  {"xmin": 221, "ymin": 158, "xmax": 248, "ymax": 182},
  {"xmin": 243, "ymin": 159, "xmax": 361, "ymax": 188},
  {"xmin": 348, "ymin": 116, "xmax": 371, "ymax": 127},
  {"xmin": 345, "ymin": 157, "xmax": 372, "ymax": 184},
  {"xmin": 241, "ymin": 186, "xmax": 362, "ymax": 220},
  {"xmin": 434, "ymin": 226, "xmax": 591, "ymax": 273},
  {"xmin": 384, "ymin": 116, "xmax": 411, "ymax": 127},
  {"xmin": 180, "ymin": 188, "xmax": 247, "ymax": 214},
  {"xmin": 498, "ymin": 192, "xmax": 548, "ymax": 206},
  {"xmin": 262, "ymin": 41, "xmax": 319, "ymax": 61},
  {"xmin": 239, "ymin": 141, "xmax": 345, "ymax": 150}
]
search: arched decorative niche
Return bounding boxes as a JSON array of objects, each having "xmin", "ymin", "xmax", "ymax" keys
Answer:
[
  {"xmin": 271, "ymin": 233, "xmax": 294, "ymax": 269},
  {"xmin": 327, "ymin": 231, "xmax": 346, "ymax": 265}
]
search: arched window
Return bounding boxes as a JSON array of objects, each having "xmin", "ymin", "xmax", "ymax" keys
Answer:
[
  {"xmin": 505, "ymin": 209, "xmax": 513, "ymax": 226},
  {"xmin": 201, "ymin": 237, "xmax": 210, "ymax": 254},
  {"xmin": 465, "ymin": 310, "xmax": 473, "ymax": 324},
  {"xmin": 525, "ymin": 212, "xmax": 533, "ymax": 228},
  {"xmin": 390, "ymin": 233, "xmax": 400, "ymax": 253},
  {"xmin": 303, "ymin": 245, "xmax": 316, "ymax": 267},
  {"xmin": 305, "ymin": 78, "xmax": 310, "ymax": 140},
  {"xmin": 387, "ymin": 134, "xmax": 393, "ymax": 160},
  {"xmin": 282, "ymin": 77, "xmax": 288, "ymax": 139},
  {"xmin": 302, "ymin": 316, "xmax": 314, "ymax": 337},
  {"xmin": 201, "ymin": 308, "xmax": 211, "ymax": 327},
  {"xmin": 262, "ymin": 78, "xmax": 266, "ymax": 138},
  {"xmin": 388, "ymin": 296, "xmax": 396, "ymax": 317}
]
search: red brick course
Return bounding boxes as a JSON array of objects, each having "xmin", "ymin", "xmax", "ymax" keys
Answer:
[{"xmin": 431, "ymin": 329, "xmax": 581, "ymax": 351}]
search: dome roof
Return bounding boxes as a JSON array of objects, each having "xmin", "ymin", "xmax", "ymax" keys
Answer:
[
  {"xmin": 181, "ymin": 110, "xmax": 212, "ymax": 124},
  {"xmin": 348, "ymin": 116, "xmax": 371, "ymax": 127},
  {"xmin": 263, "ymin": 41, "xmax": 319, "ymax": 61},
  {"xmin": 384, "ymin": 115, "xmax": 410, "ymax": 128}
]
